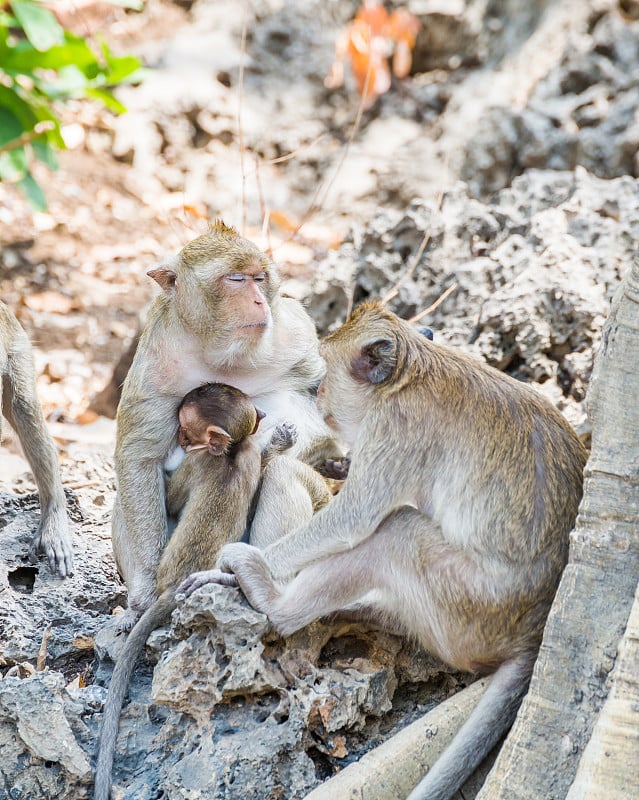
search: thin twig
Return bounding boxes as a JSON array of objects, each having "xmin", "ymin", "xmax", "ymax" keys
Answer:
[
  {"xmin": 65, "ymin": 479, "xmax": 104, "ymax": 489},
  {"xmin": 265, "ymin": 133, "xmax": 327, "ymax": 166},
  {"xmin": 237, "ymin": 8, "xmax": 248, "ymax": 235},
  {"xmin": 380, "ymin": 188, "xmax": 445, "ymax": 307},
  {"xmin": 408, "ymin": 281, "xmax": 458, "ymax": 323},
  {"xmin": 0, "ymin": 122, "xmax": 55, "ymax": 156},
  {"xmin": 284, "ymin": 41, "xmax": 375, "ymax": 243},
  {"xmin": 254, "ymin": 154, "xmax": 273, "ymax": 257}
]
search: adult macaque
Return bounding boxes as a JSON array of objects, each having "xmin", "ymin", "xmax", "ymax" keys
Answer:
[
  {"xmin": 96, "ymin": 382, "xmax": 299, "ymax": 800},
  {"xmin": 0, "ymin": 301, "xmax": 72, "ymax": 577},
  {"xmin": 192, "ymin": 302, "xmax": 587, "ymax": 800},
  {"xmin": 112, "ymin": 221, "xmax": 340, "ymax": 628}
]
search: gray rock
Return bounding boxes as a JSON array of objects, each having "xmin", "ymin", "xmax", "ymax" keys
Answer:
[{"xmin": 0, "ymin": 671, "xmax": 93, "ymax": 798}]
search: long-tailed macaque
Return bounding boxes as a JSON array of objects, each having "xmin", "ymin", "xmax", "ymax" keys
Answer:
[
  {"xmin": 112, "ymin": 221, "xmax": 341, "ymax": 629},
  {"xmin": 185, "ymin": 302, "xmax": 587, "ymax": 800},
  {"xmin": 96, "ymin": 382, "xmax": 297, "ymax": 800},
  {"xmin": 0, "ymin": 301, "xmax": 73, "ymax": 577}
]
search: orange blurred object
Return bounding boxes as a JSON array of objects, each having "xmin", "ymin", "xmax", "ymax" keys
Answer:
[{"xmin": 327, "ymin": 1, "xmax": 421, "ymax": 108}]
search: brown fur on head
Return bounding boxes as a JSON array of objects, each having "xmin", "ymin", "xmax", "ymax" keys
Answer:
[
  {"xmin": 147, "ymin": 222, "xmax": 280, "ymax": 341},
  {"xmin": 177, "ymin": 383, "xmax": 263, "ymax": 456},
  {"xmin": 318, "ymin": 301, "xmax": 423, "ymax": 445}
]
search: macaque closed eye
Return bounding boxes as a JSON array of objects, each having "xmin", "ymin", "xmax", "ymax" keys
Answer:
[{"xmin": 226, "ymin": 272, "xmax": 267, "ymax": 284}]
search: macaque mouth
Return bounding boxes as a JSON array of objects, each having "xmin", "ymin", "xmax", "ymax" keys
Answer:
[
  {"xmin": 184, "ymin": 443, "xmax": 208, "ymax": 452},
  {"xmin": 240, "ymin": 322, "xmax": 268, "ymax": 331}
]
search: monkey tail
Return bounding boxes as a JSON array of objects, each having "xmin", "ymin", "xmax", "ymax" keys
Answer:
[
  {"xmin": 405, "ymin": 656, "xmax": 534, "ymax": 800},
  {"xmin": 94, "ymin": 590, "xmax": 176, "ymax": 800}
]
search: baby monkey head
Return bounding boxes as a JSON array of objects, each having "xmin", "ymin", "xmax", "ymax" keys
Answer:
[{"xmin": 177, "ymin": 382, "xmax": 264, "ymax": 456}]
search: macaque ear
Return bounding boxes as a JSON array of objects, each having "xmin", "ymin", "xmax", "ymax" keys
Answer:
[
  {"xmin": 206, "ymin": 425, "xmax": 231, "ymax": 456},
  {"xmin": 252, "ymin": 407, "xmax": 266, "ymax": 435},
  {"xmin": 147, "ymin": 267, "xmax": 177, "ymax": 293},
  {"xmin": 351, "ymin": 338, "xmax": 395, "ymax": 384}
]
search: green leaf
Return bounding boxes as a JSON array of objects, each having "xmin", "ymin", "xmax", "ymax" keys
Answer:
[
  {"xmin": 7, "ymin": 145, "xmax": 27, "ymax": 173},
  {"xmin": 32, "ymin": 137, "xmax": 58, "ymax": 170},
  {"xmin": 0, "ymin": 85, "xmax": 39, "ymax": 133},
  {"xmin": 0, "ymin": 145, "xmax": 29, "ymax": 181},
  {"xmin": 0, "ymin": 107, "xmax": 23, "ymax": 148},
  {"xmin": 0, "ymin": 84, "xmax": 65, "ymax": 150},
  {"xmin": 38, "ymin": 64, "xmax": 88, "ymax": 98},
  {"xmin": 18, "ymin": 170, "xmax": 47, "ymax": 210},
  {"xmin": 105, "ymin": 54, "xmax": 143, "ymax": 85},
  {"xmin": 9, "ymin": 0, "xmax": 65, "ymax": 52},
  {"xmin": 84, "ymin": 87, "xmax": 127, "ymax": 114},
  {"xmin": 0, "ymin": 32, "xmax": 99, "ymax": 75}
]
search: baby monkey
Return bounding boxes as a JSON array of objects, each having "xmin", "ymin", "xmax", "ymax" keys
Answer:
[{"xmin": 95, "ymin": 382, "xmax": 292, "ymax": 800}]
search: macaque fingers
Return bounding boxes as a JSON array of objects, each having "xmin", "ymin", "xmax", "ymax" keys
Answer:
[
  {"xmin": 29, "ymin": 507, "xmax": 74, "ymax": 577},
  {"xmin": 269, "ymin": 421, "xmax": 298, "ymax": 452},
  {"xmin": 216, "ymin": 542, "xmax": 280, "ymax": 613},
  {"xmin": 317, "ymin": 455, "xmax": 351, "ymax": 480},
  {"xmin": 177, "ymin": 568, "xmax": 239, "ymax": 597}
]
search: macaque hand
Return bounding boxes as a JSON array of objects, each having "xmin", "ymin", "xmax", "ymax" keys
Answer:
[
  {"xmin": 216, "ymin": 542, "xmax": 278, "ymax": 614},
  {"xmin": 177, "ymin": 568, "xmax": 238, "ymax": 597},
  {"xmin": 269, "ymin": 421, "xmax": 298, "ymax": 452},
  {"xmin": 29, "ymin": 506, "xmax": 74, "ymax": 578}
]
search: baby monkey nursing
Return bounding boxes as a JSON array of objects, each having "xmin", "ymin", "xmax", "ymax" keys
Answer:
[
  {"xmin": 194, "ymin": 302, "xmax": 587, "ymax": 800},
  {"xmin": 94, "ymin": 382, "xmax": 294, "ymax": 800}
]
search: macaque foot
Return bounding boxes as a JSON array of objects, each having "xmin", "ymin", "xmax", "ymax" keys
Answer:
[
  {"xmin": 216, "ymin": 542, "xmax": 280, "ymax": 615},
  {"xmin": 269, "ymin": 422, "xmax": 298, "ymax": 452},
  {"xmin": 177, "ymin": 568, "xmax": 239, "ymax": 597},
  {"xmin": 29, "ymin": 506, "xmax": 74, "ymax": 578},
  {"xmin": 112, "ymin": 607, "xmax": 142, "ymax": 633},
  {"xmin": 318, "ymin": 456, "xmax": 351, "ymax": 481}
]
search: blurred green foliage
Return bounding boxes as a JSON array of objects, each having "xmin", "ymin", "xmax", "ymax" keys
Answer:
[{"xmin": 0, "ymin": 0, "xmax": 144, "ymax": 209}]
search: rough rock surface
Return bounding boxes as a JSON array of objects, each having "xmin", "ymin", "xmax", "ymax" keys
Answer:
[{"xmin": 306, "ymin": 168, "xmax": 639, "ymax": 439}]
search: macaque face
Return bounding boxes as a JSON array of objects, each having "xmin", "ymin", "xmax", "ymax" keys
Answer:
[
  {"xmin": 219, "ymin": 266, "xmax": 272, "ymax": 334},
  {"xmin": 154, "ymin": 225, "xmax": 280, "ymax": 345}
]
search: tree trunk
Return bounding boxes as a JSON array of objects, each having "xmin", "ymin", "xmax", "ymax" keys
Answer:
[
  {"xmin": 565, "ymin": 580, "xmax": 639, "ymax": 799},
  {"xmin": 477, "ymin": 255, "xmax": 639, "ymax": 799}
]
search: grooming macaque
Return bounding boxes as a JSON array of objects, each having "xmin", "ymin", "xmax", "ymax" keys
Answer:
[
  {"xmin": 315, "ymin": 324, "xmax": 432, "ymax": 482},
  {"xmin": 0, "ymin": 301, "xmax": 72, "ymax": 577},
  {"xmin": 112, "ymin": 221, "xmax": 341, "ymax": 629},
  {"xmin": 188, "ymin": 302, "xmax": 587, "ymax": 800},
  {"xmin": 96, "ymin": 382, "xmax": 297, "ymax": 800}
]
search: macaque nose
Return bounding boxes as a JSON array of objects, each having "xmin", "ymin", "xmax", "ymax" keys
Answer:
[{"xmin": 250, "ymin": 282, "xmax": 264, "ymax": 304}]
